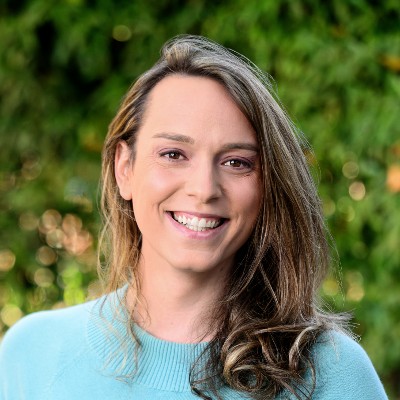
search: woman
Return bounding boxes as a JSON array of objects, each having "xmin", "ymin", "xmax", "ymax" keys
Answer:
[{"xmin": 0, "ymin": 35, "xmax": 387, "ymax": 399}]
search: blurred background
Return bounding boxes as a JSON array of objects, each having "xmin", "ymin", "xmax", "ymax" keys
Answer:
[{"xmin": 0, "ymin": 0, "xmax": 399, "ymax": 396}]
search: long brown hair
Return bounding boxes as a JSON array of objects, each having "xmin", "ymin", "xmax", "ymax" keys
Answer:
[{"xmin": 99, "ymin": 35, "xmax": 347, "ymax": 399}]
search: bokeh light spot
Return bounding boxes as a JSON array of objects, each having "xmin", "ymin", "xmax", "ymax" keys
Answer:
[
  {"xmin": 322, "ymin": 197, "xmax": 336, "ymax": 217},
  {"xmin": 322, "ymin": 278, "xmax": 339, "ymax": 296},
  {"xmin": 46, "ymin": 229, "xmax": 65, "ymax": 249},
  {"xmin": 112, "ymin": 25, "xmax": 132, "ymax": 42},
  {"xmin": 0, "ymin": 304, "xmax": 23, "ymax": 327},
  {"xmin": 347, "ymin": 285, "xmax": 365, "ymax": 302},
  {"xmin": 62, "ymin": 214, "xmax": 83, "ymax": 235},
  {"xmin": 36, "ymin": 246, "xmax": 57, "ymax": 266},
  {"xmin": 349, "ymin": 181, "xmax": 366, "ymax": 201},
  {"xmin": 64, "ymin": 229, "xmax": 92, "ymax": 255},
  {"xmin": 346, "ymin": 271, "xmax": 365, "ymax": 302},
  {"xmin": 342, "ymin": 161, "xmax": 359, "ymax": 179},
  {"xmin": 34, "ymin": 267, "xmax": 55, "ymax": 288},
  {"xmin": 19, "ymin": 212, "xmax": 39, "ymax": 231},
  {"xmin": 387, "ymin": 164, "xmax": 400, "ymax": 193},
  {"xmin": 62, "ymin": 215, "xmax": 93, "ymax": 255},
  {"xmin": 0, "ymin": 250, "xmax": 16, "ymax": 272},
  {"xmin": 39, "ymin": 209, "xmax": 62, "ymax": 233}
]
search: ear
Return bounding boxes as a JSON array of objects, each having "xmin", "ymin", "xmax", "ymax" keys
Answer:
[{"xmin": 115, "ymin": 141, "xmax": 133, "ymax": 201}]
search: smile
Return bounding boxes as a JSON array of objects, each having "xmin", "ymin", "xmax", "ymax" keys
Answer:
[{"xmin": 170, "ymin": 212, "xmax": 224, "ymax": 232}]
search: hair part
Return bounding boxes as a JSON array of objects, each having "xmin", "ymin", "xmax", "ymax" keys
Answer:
[{"xmin": 99, "ymin": 35, "xmax": 348, "ymax": 399}]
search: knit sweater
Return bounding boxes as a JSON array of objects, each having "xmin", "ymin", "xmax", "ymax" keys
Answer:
[{"xmin": 0, "ymin": 290, "xmax": 388, "ymax": 400}]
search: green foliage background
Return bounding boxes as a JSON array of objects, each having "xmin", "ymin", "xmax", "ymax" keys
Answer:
[{"xmin": 0, "ymin": 0, "xmax": 399, "ymax": 396}]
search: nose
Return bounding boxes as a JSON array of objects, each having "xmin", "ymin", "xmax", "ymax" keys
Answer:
[{"xmin": 185, "ymin": 161, "xmax": 222, "ymax": 203}]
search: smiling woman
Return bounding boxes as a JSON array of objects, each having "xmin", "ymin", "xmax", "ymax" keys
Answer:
[{"xmin": 0, "ymin": 36, "xmax": 388, "ymax": 400}]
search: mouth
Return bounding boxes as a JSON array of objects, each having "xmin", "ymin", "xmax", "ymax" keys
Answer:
[{"xmin": 169, "ymin": 211, "xmax": 226, "ymax": 232}]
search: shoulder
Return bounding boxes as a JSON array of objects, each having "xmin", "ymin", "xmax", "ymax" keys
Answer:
[
  {"xmin": 0, "ymin": 299, "xmax": 96, "ymax": 374},
  {"xmin": 313, "ymin": 330, "xmax": 370, "ymax": 366},
  {"xmin": 310, "ymin": 330, "xmax": 388, "ymax": 399},
  {"xmin": 1, "ymin": 300, "xmax": 94, "ymax": 350}
]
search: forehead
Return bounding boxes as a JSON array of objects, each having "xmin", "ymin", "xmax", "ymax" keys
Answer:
[
  {"xmin": 147, "ymin": 74, "xmax": 235, "ymax": 107},
  {"xmin": 138, "ymin": 74, "xmax": 257, "ymax": 144}
]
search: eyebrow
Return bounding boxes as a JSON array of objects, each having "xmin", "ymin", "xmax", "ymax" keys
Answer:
[
  {"xmin": 220, "ymin": 143, "xmax": 258, "ymax": 152},
  {"xmin": 152, "ymin": 133, "xmax": 258, "ymax": 152},
  {"xmin": 152, "ymin": 133, "xmax": 195, "ymax": 144}
]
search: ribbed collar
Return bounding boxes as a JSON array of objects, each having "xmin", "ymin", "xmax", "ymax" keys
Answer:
[{"xmin": 86, "ymin": 288, "xmax": 208, "ymax": 392}]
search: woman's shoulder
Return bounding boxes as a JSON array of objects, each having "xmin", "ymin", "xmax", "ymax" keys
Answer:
[
  {"xmin": 310, "ymin": 330, "xmax": 388, "ymax": 399},
  {"xmin": 0, "ymin": 298, "xmax": 97, "ymax": 367},
  {"xmin": 314, "ymin": 330, "xmax": 369, "ymax": 363}
]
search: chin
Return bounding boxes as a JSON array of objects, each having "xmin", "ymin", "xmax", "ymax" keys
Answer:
[{"xmin": 170, "ymin": 255, "xmax": 232, "ymax": 275}]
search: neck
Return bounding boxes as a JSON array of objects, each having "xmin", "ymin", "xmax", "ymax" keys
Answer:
[{"xmin": 126, "ymin": 259, "xmax": 228, "ymax": 343}]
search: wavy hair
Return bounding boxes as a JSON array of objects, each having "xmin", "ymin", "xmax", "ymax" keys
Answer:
[{"xmin": 99, "ymin": 35, "xmax": 347, "ymax": 399}]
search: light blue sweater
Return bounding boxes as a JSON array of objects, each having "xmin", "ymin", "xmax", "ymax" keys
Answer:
[{"xmin": 0, "ymin": 290, "xmax": 388, "ymax": 399}]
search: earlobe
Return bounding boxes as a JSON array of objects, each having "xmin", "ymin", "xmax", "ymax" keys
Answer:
[{"xmin": 115, "ymin": 141, "xmax": 133, "ymax": 201}]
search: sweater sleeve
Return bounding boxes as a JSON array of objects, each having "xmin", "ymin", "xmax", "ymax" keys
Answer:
[{"xmin": 311, "ymin": 331, "xmax": 388, "ymax": 400}]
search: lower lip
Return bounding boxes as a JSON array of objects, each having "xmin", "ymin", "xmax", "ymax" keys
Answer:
[{"xmin": 166, "ymin": 212, "xmax": 228, "ymax": 239}]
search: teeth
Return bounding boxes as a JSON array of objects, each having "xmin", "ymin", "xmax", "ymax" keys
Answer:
[{"xmin": 173, "ymin": 213, "xmax": 222, "ymax": 231}]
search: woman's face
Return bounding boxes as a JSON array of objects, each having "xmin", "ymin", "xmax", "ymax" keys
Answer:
[{"xmin": 115, "ymin": 75, "xmax": 261, "ymax": 276}]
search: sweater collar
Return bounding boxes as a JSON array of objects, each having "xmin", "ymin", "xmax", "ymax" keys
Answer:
[{"xmin": 86, "ymin": 288, "xmax": 208, "ymax": 392}]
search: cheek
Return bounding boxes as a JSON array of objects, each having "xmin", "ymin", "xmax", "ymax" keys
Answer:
[{"xmin": 130, "ymin": 165, "xmax": 182, "ymax": 206}]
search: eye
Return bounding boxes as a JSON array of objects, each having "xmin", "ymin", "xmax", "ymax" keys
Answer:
[
  {"xmin": 223, "ymin": 159, "xmax": 252, "ymax": 169},
  {"xmin": 160, "ymin": 151, "xmax": 184, "ymax": 160}
]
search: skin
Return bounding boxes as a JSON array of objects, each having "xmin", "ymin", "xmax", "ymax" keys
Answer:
[{"xmin": 115, "ymin": 75, "xmax": 262, "ymax": 342}]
